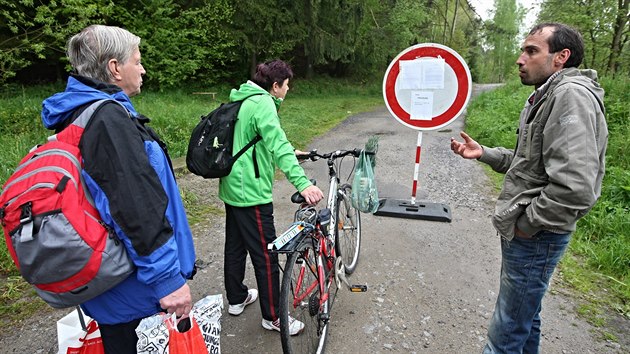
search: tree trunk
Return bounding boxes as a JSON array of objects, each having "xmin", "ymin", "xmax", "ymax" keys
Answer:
[
  {"xmin": 450, "ymin": 0, "xmax": 460, "ymax": 45},
  {"xmin": 606, "ymin": 0, "xmax": 629, "ymax": 74},
  {"xmin": 249, "ymin": 51, "xmax": 257, "ymax": 79},
  {"xmin": 304, "ymin": 0, "xmax": 315, "ymax": 79},
  {"xmin": 443, "ymin": 0, "xmax": 450, "ymax": 43}
]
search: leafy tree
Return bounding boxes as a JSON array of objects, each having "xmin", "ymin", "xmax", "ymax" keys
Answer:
[
  {"xmin": 606, "ymin": 0, "xmax": 629, "ymax": 74},
  {"xmin": 482, "ymin": 0, "xmax": 524, "ymax": 82},
  {"xmin": 0, "ymin": 0, "xmax": 115, "ymax": 84},
  {"xmin": 384, "ymin": 0, "xmax": 430, "ymax": 50},
  {"xmin": 537, "ymin": 0, "xmax": 629, "ymax": 76},
  {"xmin": 350, "ymin": 0, "xmax": 481, "ymax": 79},
  {"xmin": 109, "ymin": 0, "xmax": 237, "ymax": 89},
  {"xmin": 0, "ymin": 0, "xmax": 489, "ymax": 85},
  {"xmin": 227, "ymin": 0, "xmax": 305, "ymax": 78},
  {"xmin": 290, "ymin": 0, "xmax": 374, "ymax": 78}
]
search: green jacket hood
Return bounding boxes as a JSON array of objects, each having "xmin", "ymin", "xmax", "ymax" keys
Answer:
[{"xmin": 230, "ymin": 81, "xmax": 283, "ymax": 110}]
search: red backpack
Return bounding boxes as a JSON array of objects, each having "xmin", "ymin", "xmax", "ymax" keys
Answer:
[{"xmin": 0, "ymin": 99, "xmax": 134, "ymax": 308}]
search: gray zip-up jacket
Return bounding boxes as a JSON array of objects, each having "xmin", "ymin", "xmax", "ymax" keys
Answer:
[{"xmin": 479, "ymin": 68, "xmax": 608, "ymax": 240}]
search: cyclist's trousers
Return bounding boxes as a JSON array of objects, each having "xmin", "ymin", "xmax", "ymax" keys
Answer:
[{"xmin": 224, "ymin": 202, "xmax": 280, "ymax": 321}]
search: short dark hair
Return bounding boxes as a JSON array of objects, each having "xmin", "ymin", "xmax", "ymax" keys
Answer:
[
  {"xmin": 529, "ymin": 23, "xmax": 584, "ymax": 68},
  {"xmin": 252, "ymin": 59, "xmax": 294, "ymax": 91}
]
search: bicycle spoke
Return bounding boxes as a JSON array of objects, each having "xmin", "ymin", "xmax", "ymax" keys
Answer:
[{"xmin": 280, "ymin": 245, "xmax": 330, "ymax": 354}]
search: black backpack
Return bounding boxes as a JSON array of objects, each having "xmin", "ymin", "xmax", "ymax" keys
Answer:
[{"xmin": 186, "ymin": 95, "xmax": 262, "ymax": 178}]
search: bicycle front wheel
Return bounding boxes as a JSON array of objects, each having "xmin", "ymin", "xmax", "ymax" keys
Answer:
[
  {"xmin": 335, "ymin": 183, "xmax": 361, "ymax": 274},
  {"xmin": 279, "ymin": 242, "xmax": 330, "ymax": 354}
]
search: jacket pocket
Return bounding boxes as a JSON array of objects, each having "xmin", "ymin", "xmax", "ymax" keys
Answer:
[
  {"xmin": 513, "ymin": 170, "xmax": 547, "ymax": 185},
  {"xmin": 516, "ymin": 123, "xmax": 533, "ymax": 160},
  {"xmin": 492, "ymin": 201, "xmax": 529, "ymax": 239}
]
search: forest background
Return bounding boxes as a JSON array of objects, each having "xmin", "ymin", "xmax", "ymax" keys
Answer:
[{"xmin": 0, "ymin": 0, "xmax": 628, "ymax": 344}]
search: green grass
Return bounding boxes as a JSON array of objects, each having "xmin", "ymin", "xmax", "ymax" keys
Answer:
[
  {"xmin": 465, "ymin": 76, "xmax": 630, "ymax": 324},
  {"xmin": 178, "ymin": 185, "xmax": 224, "ymax": 225},
  {"xmin": 0, "ymin": 78, "xmax": 383, "ymax": 317},
  {"xmin": 569, "ymin": 75, "xmax": 630, "ymax": 318},
  {"xmin": 0, "ymin": 275, "xmax": 48, "ymax": 326}
]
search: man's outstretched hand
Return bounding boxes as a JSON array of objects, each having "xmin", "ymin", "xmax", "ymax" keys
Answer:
[{"xmin": 450, "ymin": 132, "xmax": 483, "ymax": 160}]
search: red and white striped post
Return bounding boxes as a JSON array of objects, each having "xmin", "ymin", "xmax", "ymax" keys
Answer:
[{"xmin": 411, "ymin": 131, "xmax": 423, "ymax": 205}]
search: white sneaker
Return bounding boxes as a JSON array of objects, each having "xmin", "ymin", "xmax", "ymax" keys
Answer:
[
  {"xmin": 228, "ymin": 289, "xmax": 258, "ymax": 316},
  {"xmin": 262, "ymin": 316, "xmax": 305, "ymax": 336}
]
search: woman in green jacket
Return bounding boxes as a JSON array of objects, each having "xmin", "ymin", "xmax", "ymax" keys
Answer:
[{"xmin": 219, "ymin": 60, "xmax": 323, "ymax": 336}]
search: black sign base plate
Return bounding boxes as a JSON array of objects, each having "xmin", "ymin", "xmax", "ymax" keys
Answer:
[{"xmin": 373, "ymin": 198, "xmax": 452, "ymax": 222}]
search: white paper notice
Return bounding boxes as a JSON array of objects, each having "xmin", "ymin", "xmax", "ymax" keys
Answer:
[
  {"xmin": 399, "ymin": 60, "xmax": 423, "ymax": 89},
  {"xmin": 410, "ymin": 91, "xmax": 434, "ymax": 120},
  {"xmin": 399, "ymin": 57, "xmax": 445, "ymax": 90},
  {"xmin": 421, "ymin": 58, "xmax": 445, "ymax": 89}
]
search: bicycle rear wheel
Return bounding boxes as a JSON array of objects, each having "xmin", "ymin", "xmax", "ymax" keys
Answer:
[
  {"xmin": 279, "ymin": 242, "xmax": 331, "ymax": 354},
  {"xmin": 335, "ymin": 184, "xmax": 361, "ymax": 274}
]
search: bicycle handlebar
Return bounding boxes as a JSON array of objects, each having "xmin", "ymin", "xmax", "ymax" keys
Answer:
[{"xmin": 297, "ymin": 148, "xmax": 375, "ymax": 162}]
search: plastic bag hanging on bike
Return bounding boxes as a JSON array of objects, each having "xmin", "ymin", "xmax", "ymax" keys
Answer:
[{"xmin": 351, "ymin": 150, "xmax": 379, "ymax": 213}]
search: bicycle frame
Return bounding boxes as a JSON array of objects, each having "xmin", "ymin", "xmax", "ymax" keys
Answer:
[
  {"xmin": 292, "ymin": 233, "xmax": 334, "ymax": 310},
  {"xmin": 324, "ymin": 156, "xmax": 341, "ymax": 241}
]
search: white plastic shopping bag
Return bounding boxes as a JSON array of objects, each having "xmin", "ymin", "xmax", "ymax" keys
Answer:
[
  {"xmin": 136, "ymin": 294, "xmax": 223, "ymax": 354},
  {"xmin": 57, "ymin": 307, "xmax": 104, "ymax": 354},
  {"xmin": 193, "ymin": 294, "xmax": 223, "ymax": 354},
  {"xmin": 136, "ymin": 312, "xmax": 170, "ymax": 354}
]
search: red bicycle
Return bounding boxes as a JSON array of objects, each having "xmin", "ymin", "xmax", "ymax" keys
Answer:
[{"xmin": 270, "ymin": 148, "xmax": 374, "ymax": 353}]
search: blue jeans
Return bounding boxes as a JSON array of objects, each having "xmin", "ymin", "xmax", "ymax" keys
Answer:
[{"xmin": 483, "ymin": 231, "xmax": 571, "ymax": 354}]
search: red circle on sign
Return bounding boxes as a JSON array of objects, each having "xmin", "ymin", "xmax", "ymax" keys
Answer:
[{"xmin": 383, "ymin": 43, "xmax": 471, "ymax": 130}]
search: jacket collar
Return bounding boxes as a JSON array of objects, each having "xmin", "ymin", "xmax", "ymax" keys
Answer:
[{"xmin": 41, "ymin": 75, "xmax": 138, "ymax": 130}]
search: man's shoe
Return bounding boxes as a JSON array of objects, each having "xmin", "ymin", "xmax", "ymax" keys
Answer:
[
  {"xmin": 228, "ymin": 289, "xmax": 258, "ymax": 316},
  {"xmin": 262, "ymin": 316, "xmax": 305, "ymax": 336}
]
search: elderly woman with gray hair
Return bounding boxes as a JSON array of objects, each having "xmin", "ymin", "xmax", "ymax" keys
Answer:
[{"xmin": 41, "ymin": 25, "xmax": 197, "ymax": 353}]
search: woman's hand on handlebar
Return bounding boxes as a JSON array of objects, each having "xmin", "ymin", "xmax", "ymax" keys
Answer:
[
  {"xmin": 300, "ymin": 185, "xmax": 324, "ymax": 205},
  {"xmin": 295, "ymin": 149, "xmax": 313, "ymax": 161}
]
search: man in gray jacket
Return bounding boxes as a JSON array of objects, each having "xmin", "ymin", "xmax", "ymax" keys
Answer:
[{"xmin": 450, "ymin": 23, "xmax": 608, "ymax": 354}]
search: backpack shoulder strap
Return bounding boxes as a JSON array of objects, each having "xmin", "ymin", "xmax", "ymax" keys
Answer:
[
  {"xmin": 231, "ymin": 91, "xmax": 266, "ymax": 153},
  {"xmin": 53, "ymin": 99, "xmax": 126, "ymax": 146},
  {"xmin": 70, "ymin": 99, "xmax": 125, "ymax": 129},
  {"xmin": 232, "ymin": 134, "xmax": 262, "ymax": 161},
  {"xmin": 231, "ymin": 93, "xmax": 265, "ymax": 177}
]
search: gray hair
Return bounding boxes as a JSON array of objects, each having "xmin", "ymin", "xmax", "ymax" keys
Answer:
[{"xmin": 67, "ymin": 25, "xmax": 141, "ymax": 83}]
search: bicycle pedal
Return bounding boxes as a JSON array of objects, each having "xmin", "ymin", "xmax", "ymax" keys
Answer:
[{"xmin": 350, "ymin": 285, "xmax": 367, "ymax": 292}]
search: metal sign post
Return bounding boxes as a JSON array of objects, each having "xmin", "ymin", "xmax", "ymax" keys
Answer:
[{"xmin": 375, "ymin": 43, "xmax": 472, "ymax": 222}]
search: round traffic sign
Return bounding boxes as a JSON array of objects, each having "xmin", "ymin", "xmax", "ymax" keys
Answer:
[{"xmin": 383, "ymin": 43, "xmax": 472, "ymax": 131}]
